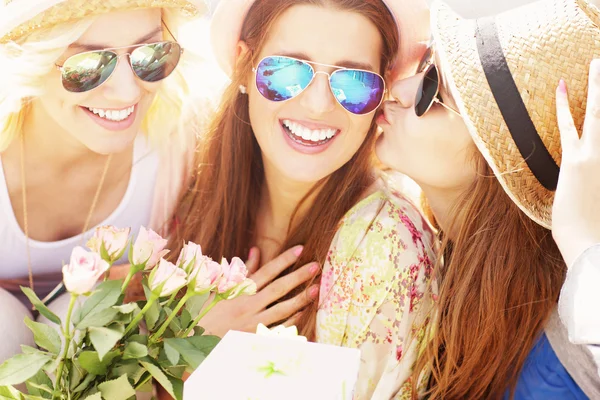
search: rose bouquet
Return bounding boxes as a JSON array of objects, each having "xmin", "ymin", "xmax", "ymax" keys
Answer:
[{"xmin": 0, "ymin": 226, "xmax": 256, "ymax": 400}]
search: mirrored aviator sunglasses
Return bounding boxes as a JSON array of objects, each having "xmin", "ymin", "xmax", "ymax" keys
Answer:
[
  {"xmin": 253, "ymin": 55, "xmax": 386, "ymax": 115},
  {"xmin": 413, "ymin": 47, "xmax": 461, "ymax": 118},
  {"xmin": 57, "ymin": 41, "xmax": 183, "ymax": 93}
]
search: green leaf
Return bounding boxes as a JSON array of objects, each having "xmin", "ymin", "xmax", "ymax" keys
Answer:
[
  {"xmin": 126, "ymin": 335, "xmax": 147, "ymax": 345},
  {"xmin": 41, "ymin": 358, "xmax": 59, "ymax": 376},
  {"xmin": 73, "ymin": 280, "xmax": 121, "ymax": 327},
  {"xmin": 82, "ymin": 393, "xmax": 102, "ymax": 400},
  {"xmin": 113, "ymin": 303, "xmax": 139, "ymax": 314},
  {"xmin": 72, "ymin": 372, "xmax": 96, "ymax": 394},
  {"xmin": 193, "ymin": 326, "xmax": 206, "ymax": 336},
  {"xmin": 75, "ymin": 308, "xmax": 119, "ymax": 330},
  {"xmin": 162, "ymin": 336, "xmax": 219, "ymax": 370},
  {"xmin": 89, "ymin": 325, "xmax": 124, "ymax": 361},
  {"xmin": 111, "ymin": 361, "xmax": 145, "ymax": 384},
  {"xmin": 167, "ymin": 313, "xmax": 182, "ymax": 334},
  {"xmin": 139, "ymin": 362, "xmax": 175, "ymax": 398},
  {"xmin": 180, "ymin": 309, "xmax": 192, "ymax": 329},
  {"xmin": 68, "ymin": 360, "xmax": 85, "ymax": 391},
  {"xmin": 187, "ymin": 335, "xmax": 221, "ymax": 356},
  {"xmin": 19, "ymin": 346, "xmax": 42, "ymax": 355},
  {"xmin": 0, "ymin": 385, "xmax": 22, "ymax": 399},
  {"xmin": 168, "ymin": 375, "xmax": 184, "ymax": 400},
  {"xmin": 21, "ymin": 395, "xmax": 46, "ymax": 400},
  {"xmin": 122, "ymin": 342, "xmax": 148, "ymax": 360},
  {"xmin": 144, "ymin": 301, "xmax": 160, "ymax": 331},
  {"xmin": 0, "ymin": 353, "xmax": 51, "ymax": 386},
  {"xmin": 25, "ymin": 370, "xmax": 52, "ymax": 399},
  {"xmin": 23, "ymin": 318, "xmax": 61, "ymax": 355},
  {"xmin": 185, "ymin": 292, "xmax": 209, "ymax": 318},
  {"xmin": 163, "ymin": 341, "xmax": 180, "ymax": 366},
  {"xmin": 78, "ymin": 351, "xmax": 119, "ymax": 376},
  {"xmin": 21, "ymin": 287, "xmax": 60, "ymax": 325},
  {"xmin": 97, "ymin": 374, "xmax": 135, "ymax": 400}
]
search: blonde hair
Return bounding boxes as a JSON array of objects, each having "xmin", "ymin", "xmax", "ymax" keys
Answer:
[{"xmin": 0, "ymin": 8, "xmax": 210, "ymax": 153}]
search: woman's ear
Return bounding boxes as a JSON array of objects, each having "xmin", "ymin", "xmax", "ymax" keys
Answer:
[
  {"xmin": 235, "ymin": 41, "xmax": 251, "ymax": 72},
  {"xmin": 235, "ymin": 40, "xmax": 252, "ymax": 89}
]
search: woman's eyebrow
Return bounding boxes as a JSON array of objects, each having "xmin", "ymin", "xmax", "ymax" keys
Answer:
[
  {"xmin": 276, "ymin": 51, "xmax": 375, "ymax": 71},
  {"xmin": 70, "ymin": 27, "xmax": 163, "ymax": 51}
]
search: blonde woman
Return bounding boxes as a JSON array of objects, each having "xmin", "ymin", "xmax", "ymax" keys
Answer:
[{"xmin": 0, "ymin": 0, "xmax": 209, "ymax": 361}]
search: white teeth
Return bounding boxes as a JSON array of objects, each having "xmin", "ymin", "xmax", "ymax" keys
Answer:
[
  {"xmin": 301, "ymin": 128, "xmax": 311, "ymax": 141},
  {"xmin": 282, "ymin": 119, "xmax": 338, "ymax": 143},
  {"xmin": 87, "ymin": 105, "xmax": 135, "ymax": 122}
]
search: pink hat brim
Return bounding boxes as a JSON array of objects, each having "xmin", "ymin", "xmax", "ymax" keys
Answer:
[{"xmin": 210, "ymin": 0, "xmax": 431, "ymax": 80}]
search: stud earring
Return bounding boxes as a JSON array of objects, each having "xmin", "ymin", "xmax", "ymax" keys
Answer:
[{"xmin": 239, "ymin": 85, "xmax": 247, "ymax": 94}]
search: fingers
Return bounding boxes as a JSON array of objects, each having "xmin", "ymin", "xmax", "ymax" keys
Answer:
[
  {"xmin": 257, "ymin": 262, "xmax": 319, "ymax": 306},
  {"xmin": 556, "ymin": 79, "xmax": 579, "ymax": 157},
  {"xmin": 583, "ymin": 59, "xmax": 600, "ymax": 146},
  {"xmin": 282, "ymin": 311, "xmax": 304, "ymax": 328},
  {"xmin": 245, "ymin": 247, "xmax": 260, "ymax": 275},
  {"xmin": 251, "ymin": 245, "xmax": 304, "ymax": 290},
  {"xmin": 261, "ymin": 284, "xmax": 319, "ymax": 326}
]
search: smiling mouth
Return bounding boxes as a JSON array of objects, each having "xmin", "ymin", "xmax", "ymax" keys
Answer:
[
  {"xmin": 281, "ymin": 119, "xmax": 339, "ymax": 147},
  {"xmin": 84, "ymin": 105, "xmax": 136, "ymax": 122}
]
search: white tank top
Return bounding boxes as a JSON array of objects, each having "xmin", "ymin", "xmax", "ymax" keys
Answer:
[{"xmin": 0, "ymin": 136, "xmax": 159, "ymax": 299}]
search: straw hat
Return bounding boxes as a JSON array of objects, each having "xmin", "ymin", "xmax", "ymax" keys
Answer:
[
  {"xmin": 210, "ymin": 0, "xmax": 431, "ymax": 80},
  {"xmin": 0, "ymin": 0, "xmax": 207, "ymax": 44},
  {"xmin": 431, "ymin": 0, "xmax": 600, "ymax": 228}
]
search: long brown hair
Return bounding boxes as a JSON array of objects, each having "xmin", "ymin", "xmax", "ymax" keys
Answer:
[
  {"xmin": 168, "ymin": 0, "xmax": 399, "ymax": 340},
  {"xmin": 412, "ymin": 154, "xmax": 566, "ymax": 399}
]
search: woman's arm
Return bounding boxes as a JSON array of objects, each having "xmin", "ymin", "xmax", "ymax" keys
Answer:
[{"xmin": 553, "ymin": 61, "xmax": 600, "ymax": 375}]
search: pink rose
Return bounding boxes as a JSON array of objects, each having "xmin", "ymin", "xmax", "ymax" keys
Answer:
[
  {"xmin": 132, "ymin": 227, "xmax": 169, "ymax": 268},
  {"xmin": 86, "ymin": 225, "xmax": 130, "ymax": 261},
  {"xmin": 190, "ymin": 258, "xmax": 223, "ymax": 293},
  {"xmin": 62, "ymin": 246, "xmax": 110, "ymax": 295},
  {"xmin": 177, "ymin": 242, "xmax": 210, "ymax": 273},
  {"xmin": 217, "ymin": 257, "xmax": 249, "ymax": 294},
  {"xmin": 148, "ymin": 259, "xmax": 188, "ymax": 297},
  {"xmin": 222, "ymin": 278, "xmax": 257, "ymax": 300}
]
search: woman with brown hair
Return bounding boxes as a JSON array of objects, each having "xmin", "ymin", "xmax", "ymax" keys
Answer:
[
  {"xmin": 376, "ymin": 0, "xmax": 600, "ymax": 397},
  {"xmin": 167, "ymin": 0, "xmax": 435, "ymax": 397}
]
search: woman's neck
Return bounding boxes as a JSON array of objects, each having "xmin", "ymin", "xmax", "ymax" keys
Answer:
[
  {"xmin": 256, "ymin": 158, "xmax": 320, "ymax": 261},
  {"xmin": 419, "ymin": 184, "xmax": 465, "ymax": 236}
]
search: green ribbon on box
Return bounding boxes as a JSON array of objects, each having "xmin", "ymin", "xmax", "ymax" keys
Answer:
[{"xmin": 257, "ymin": 361, "xmax": 287, "ymax": 378}]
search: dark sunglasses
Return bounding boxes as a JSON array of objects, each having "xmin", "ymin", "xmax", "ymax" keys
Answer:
[
  {"xmin": 414, "ymin": 45, "xmax": 461, "ymax": 118},
  {"xmin": 252, "ymin": 55, "xmax": 386, "ymax": 115},
  {"xmin": 56, "ymin": 41, "xmax": 183, "ymax": 93}
]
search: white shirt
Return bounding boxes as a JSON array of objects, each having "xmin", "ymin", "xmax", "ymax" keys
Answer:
[
  {"xmin": 558, "ymin": 243, "xmax": 600, "ymax": 378},
  {"xmin": 0, "ymin": 136, "xmax": 159, "ymax": 299}
]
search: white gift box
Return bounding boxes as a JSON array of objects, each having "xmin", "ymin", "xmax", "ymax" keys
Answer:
[{"xmin": 183, "ymin": 330, "xmax": 361, "ymax": 400}]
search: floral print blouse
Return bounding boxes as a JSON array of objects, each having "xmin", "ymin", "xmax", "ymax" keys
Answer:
[{"xmin": 316, "ymin": 176, "xmax": 436, "ymax": 399}]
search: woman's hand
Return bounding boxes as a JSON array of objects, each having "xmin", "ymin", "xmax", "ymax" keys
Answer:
[
  {"xmin": 197, "ymin": 245, "xmax": 320, "ymax": 338},
  {"xmin": 553, "ymin": 60, "xmax": 600, "ymax": 267}
]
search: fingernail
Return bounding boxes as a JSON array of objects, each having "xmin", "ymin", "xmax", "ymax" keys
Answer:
[
  {"xmin": 309, "ymin": 285, "xmax": 319, "ymax": 298},
  {"xmin": 309, "ymin": 263, "xmax": 319, "ymax": 275},
  {"xmin": 248, "ymin": 247, "xmax": 255, "ymax": 259},
  {"xmin": 294, "ymin": 246, "xmax": 304, "ymax": 257},
  {"xmin": 558, "ymin": 79, "xmax": 567, "ymax": 94}
]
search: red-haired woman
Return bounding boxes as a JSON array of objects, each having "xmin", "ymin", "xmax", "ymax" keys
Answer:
[{"xmin": 168, "ymin": 0, "xmax": 435, "ymax": 398}]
